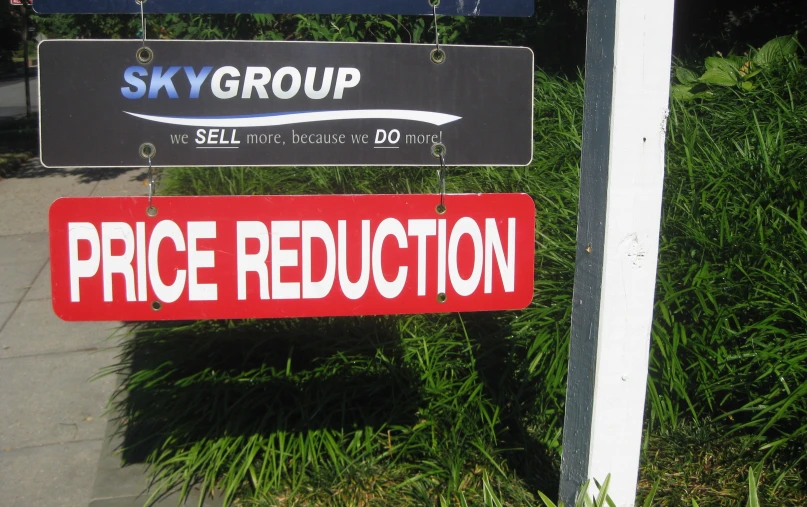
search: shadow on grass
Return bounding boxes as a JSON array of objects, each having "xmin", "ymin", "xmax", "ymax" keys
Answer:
[
  {"xmin": 462, "ymin": 311, "xmax": 562, "ymax": 497},
  {"xmin": 116, "ymin": 317, "xmax": 423, "ymax": 464},
  {"xmin": 114, "ymin": 313, "xmax": 561, "ymax": 501}
]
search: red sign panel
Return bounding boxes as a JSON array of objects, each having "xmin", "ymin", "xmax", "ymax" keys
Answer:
[{"xmin": 49, "ymin": 194, "xmax": 535, "ymax": 321}]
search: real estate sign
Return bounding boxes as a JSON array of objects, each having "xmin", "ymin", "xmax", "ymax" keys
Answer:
[
  {"xmin": 49, "ymin": 194, "xmax": 536, "ymax": 321},
  {"xmin": 38, "ymin": 40, "xmax": 534, "ymax": 167}
]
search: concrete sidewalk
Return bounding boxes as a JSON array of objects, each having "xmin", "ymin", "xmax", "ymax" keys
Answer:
[
  {"xmin": 0, "ymin": 75, "xmax": 39, "ymax": 119},
  {"xmin": 0, "ymin": 160, "xmax": 148, "ymax": 506}
]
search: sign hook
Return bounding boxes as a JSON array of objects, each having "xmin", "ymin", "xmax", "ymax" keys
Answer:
[
  {"xmin": 430, "ymin": 1, "xmax": 445, "ymax": 64},
  {"xmin": 135, "ymin": 0, "xmax": 153, "ymax": 63},
  {"xmin": 146, "ymin": 155, "xmax": 158, "ymax": 217},
  {"xmin": 139, "ymin": 142, "xmax": 158, "ymax": 216},
  {"xmin": 432, "ymin": 143, "xmax": 447, "ymax": 214}
]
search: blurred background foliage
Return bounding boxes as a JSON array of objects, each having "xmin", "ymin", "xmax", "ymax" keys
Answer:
[{"xmin": 21, "ymin": 0, "xmax": 806, "ymax": 73}]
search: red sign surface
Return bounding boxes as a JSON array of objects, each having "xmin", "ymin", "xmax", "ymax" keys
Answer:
[{"xmin": 49, "ymin": 194, "xmax": 535, "ymax": 321}]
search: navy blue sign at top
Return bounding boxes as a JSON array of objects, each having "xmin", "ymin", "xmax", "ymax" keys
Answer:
[{"xmin": 33, "ymin": 0, "xmax": 534, "ymax": 17}]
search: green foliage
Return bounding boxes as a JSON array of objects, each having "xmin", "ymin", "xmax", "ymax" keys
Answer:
[
  {"xmin": 753, "ymin": 35, "xmax": 802, "ymax": 67},
  {"xmin": 672, "ymin": 34, "xmax": 801, "ymax": 100},
  {"xmin": 747, "ymin": 467, "xmax": 760, "ymax": 507},
  {"xmin": 114, "ymin": 43, "xmax": 807, "ymax": 506},
  {"xmin": 91, "ymin": 23, "xmax": 807, "ymax": 507},
  {"xmin": 114, "ymin": 316, "xmax": 546, "ymax": 506},
  {"xmin": 111, "ymin": 70, "xmax": 585, "ymax": 506},
  {"xmin": 28, "ymin": 1, "xmax": 807, "ymax": 76},
  {"xmin": 649, "ymin": 40, "xmax": 807, "ymax": 483},
  {"xmin": 33, "ymin": 12, "xmax": 470, "ymax": 45},
  {"xmin": 638, "ymin": 422, "xmax": 806, "ymax": 505},
  {"xmin": 33, "ymin": 13, "xmax": 140, "ymax": 39},
  {"xmin": 31, "ymin": 5, "xmax": 586, "ymax": 72},
  {"xmin": 537, "ymin": 475, "xmax": 616, "ymax": 507}
]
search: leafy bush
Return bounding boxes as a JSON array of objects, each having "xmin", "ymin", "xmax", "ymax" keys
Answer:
[{"xmin": 672, "ymin": 34, "xmax": 802, "ymax": 99}]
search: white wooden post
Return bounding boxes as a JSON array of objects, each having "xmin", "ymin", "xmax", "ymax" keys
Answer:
[{"xmin": 559, "ymin": 0, "xmax": 676, "ymax": 506}]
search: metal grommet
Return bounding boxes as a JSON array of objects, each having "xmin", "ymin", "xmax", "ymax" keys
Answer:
[
  {"xmin": 437, "ymin": 293, "xmax": 447, "ymax": 304},
  {"xmin": 431, "ymin": 143, "xmax": 446, "ymax": 158},
  {"xmin": 151, "ymin": 300, "xmax": 162, "ymax": 311},
  {"xmin": 139, "ymin": 143, "xmax": 156, "ymax": 159},
  {"xmin": 146, "ymin": 205, "xmax": 158, "ymax": 217},
  {"xmin": 430, "ymin": 48, "xmax": 446, "ymax": 65},
  {"xmin": 435, "ymin": 204, "xmax": 446, "ymax": 215},
  {"xmin": 136, "ymin": 46, "xmax": 153, "ymax": 64}
]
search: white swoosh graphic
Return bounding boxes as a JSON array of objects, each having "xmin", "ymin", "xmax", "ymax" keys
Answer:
[{"xmin": 124, "ymin": 109, "xmax": 462, "ymax": 127}]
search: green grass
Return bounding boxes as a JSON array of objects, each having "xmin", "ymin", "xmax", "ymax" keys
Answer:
[
  {"xmin": 113, "ymin": 70, "xmax": 582, "ymax": 506},
  {"xmin": 638, "ymin": 422, "xmax": 807, "ymax": 506},
  {"xmin": 649, "ymin": 54, "xmax": 807, "ymax": 456},
  {"xmin": 113, "ymin": 315, "xmax": 560, "ymax": 505},
  {"xmin": 109, "ymin": 53, "xmax": 807, "ymax": 505}
]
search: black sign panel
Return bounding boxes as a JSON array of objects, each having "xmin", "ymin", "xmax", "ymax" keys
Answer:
[
  {"xmin": 33, "ymin": 0, "xmax": 534, "ymax": 17},
  {"xmin": 38, "ymin": 40, "xmax": 534, "ymax": 168}
]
